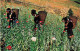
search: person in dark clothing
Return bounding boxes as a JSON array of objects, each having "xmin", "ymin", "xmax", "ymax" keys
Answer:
[
  {"xmin": 31, "ymin": 9, "xmax": 41, "ymax": 30},
  {"xmin": 62, "ymin": 17, "xmax": 74, "ymax": 41},
  {"xmin": 34, "ymin": 14, "xmax": 40, "ymax": 24},
  {"xmin": 34, "ymin": 14, "xmax": 41, "ymax": 30},
  {"xmin": 6, "ymin": 8, "xmax": 16, "ymax": 27},
  {"xmin": 67, "ymin": 20, "xmax": 74, "ymax": 41},
  {"xmin": 9, "ymin": 11, "xmax": 16, "ymax": 26},
  {"xmin": 6, "ymin": 8, "xmax": 11, "ymax": 20}
]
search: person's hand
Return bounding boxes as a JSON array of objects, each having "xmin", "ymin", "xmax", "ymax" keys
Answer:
[{"xmin": 7, "ymin": 19, "xmax": 9, "ymax": 22}]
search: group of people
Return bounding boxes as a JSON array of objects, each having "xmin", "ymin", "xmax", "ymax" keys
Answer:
[
  {"xmin": 31, "ymin": 9, "xmax": 77, "ymax": 42},
  {"xmin": 6, "ymin": 8, "xmax": 77, "ymax": 41}
]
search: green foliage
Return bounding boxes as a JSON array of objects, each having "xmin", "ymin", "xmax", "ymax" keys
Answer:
[
  {"xmin": 70, "ymin": 0, "xmax": 80, "ymax": 7},
  {"xmin": 68, "ymin": 8, "xmax": 73, "ymax": 16}
]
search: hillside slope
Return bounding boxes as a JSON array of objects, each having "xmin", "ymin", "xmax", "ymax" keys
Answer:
[
  {"xmin": 19, "ymin": 0, "xmax": 80, "ymax": 17},
  {"xmin": 0, "ymin": 0, "xmax": 80, "ymax": 17}
]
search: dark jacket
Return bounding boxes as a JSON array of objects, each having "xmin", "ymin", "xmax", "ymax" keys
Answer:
[
  {"xmin": 67, "ymin": 22, "xmax": 73, "ymax": 30},
  {"xmin": 7, "ymin": 13, "xmax": 11, "ymax": 19},
  {"xmin": 64, "ymin": 21, "xmax": 73, "ymax": 31},
  {"xmin": 34, "ymin": 14, "xmax": 40, "ymax": 24},
  {"xmin": 11, "ymin": 12, "xmax": 16, "ymax": 20},
  {"xmin": 7, "ymin": 12, "xmax": 16, "ymax": 20}
]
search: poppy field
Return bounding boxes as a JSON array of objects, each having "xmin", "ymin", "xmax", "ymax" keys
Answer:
[{"xmin": 1, "ymin": 2, "xmax": 80, "ymax": 51}]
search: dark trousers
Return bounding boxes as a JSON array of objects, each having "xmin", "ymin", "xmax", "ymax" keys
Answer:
[
  {"xmin": 9, "ymin": 20, "xmax": 13, "ymax": 26},
  {"xmin": 67, "ymin": 29, "xmax": 73, "ymax": 41},
  {"xmin": 13, "ymin": 19, "xmax": 17, "ymax": 25}
]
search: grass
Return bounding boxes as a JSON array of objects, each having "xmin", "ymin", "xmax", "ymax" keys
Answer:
[{"xmin": 1, "ymin": 2, "xmax": 80, "ymax": 51}]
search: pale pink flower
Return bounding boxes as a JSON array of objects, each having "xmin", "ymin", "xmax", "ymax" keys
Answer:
[
  {"xmin": 52, "ymin": 37, "xmax": 56, "ymax": 40},
  {"xmin": 31, "ymin": 37, "xmax": 36, "ymax": 42}
]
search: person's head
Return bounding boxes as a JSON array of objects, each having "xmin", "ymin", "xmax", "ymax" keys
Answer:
[
  {"xmin": 6, "ymin": 8, "xmax": 11, "ymax": 13},
  {"xmin": 31, "ymin": 9, "xmax": 36, "ymax": 16},
  {"xmin": 62, "ymin": 17, "xmax": 68, "ymax": 23}
]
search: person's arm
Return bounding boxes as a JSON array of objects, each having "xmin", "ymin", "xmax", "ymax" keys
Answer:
[
  {"xmin": 7, "ymin": 14, "xmax": 10, "ymax": 20},
  {"xmin": 37, "ymin": 14, "xmax": 40, "ymax": 22},
  {"xmin": 34, "ymin": 17, "xmax": 36, "ymax": 23},
  {"xmin": 63, "ymin": 23, "xmax": 68, "ymax": 32}
]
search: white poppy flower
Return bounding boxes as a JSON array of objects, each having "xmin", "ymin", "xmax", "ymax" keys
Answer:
[
  {"xmin": 52, "ymin": 37, "xmax": 56, "ymax": 40},
  {"xmin": 31, "ymin": 37, "xmax": 36, "ymax": 42}
]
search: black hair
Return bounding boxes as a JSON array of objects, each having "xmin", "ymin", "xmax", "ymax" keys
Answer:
[
  {"xmin": 31, "ymin": 9, "xmax": 36, "ymax": 14},
  {"xmin": 6, "ymin": 8, "xmax": 11, "ymax": 14},
  {"xmin": 62, "ymin": 17, "xmax": 67, "ymax": 21},
  {"xmin": 7, "ymin": 8, "xmax": 11, "ymax": 11},
  {"xmin": 62, "ymin": 17, "xmax": 68, "ymax": 23}
]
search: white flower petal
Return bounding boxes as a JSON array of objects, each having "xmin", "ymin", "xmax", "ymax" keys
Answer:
[
  {"xmin": 31, "ymin": 37, "xmax": 36, "ymax": 42},
  {"xmin": 52, "ymin": 37, "xmax": 56, "ymax": 40}
]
